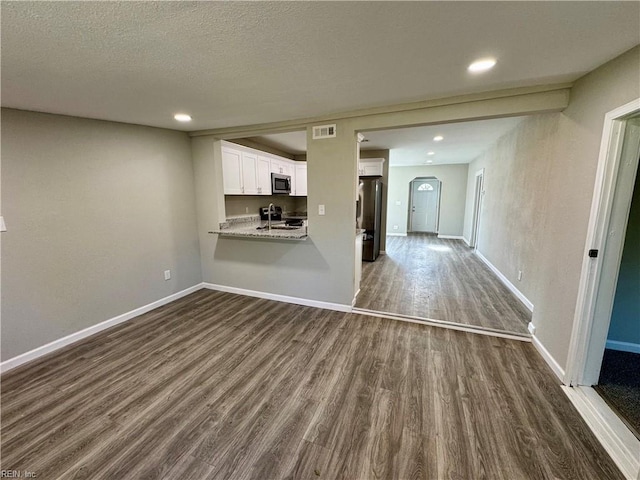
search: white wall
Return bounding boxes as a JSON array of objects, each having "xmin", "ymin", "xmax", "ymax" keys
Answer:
[
  {"xmin": 1, "ymin": 109, "xmax": 202, "ymax": 360},
  {"xmin": 388, "ymin": 164, "xmax": 469, "ymax": 237}
]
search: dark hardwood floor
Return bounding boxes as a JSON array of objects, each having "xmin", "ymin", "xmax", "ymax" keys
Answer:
[
  {"xmin": 1, "ymin": 289, "xmax": 621, "ymax": 479},
  {"xmin": 356, "ymin": 234, "xmax": 531, "ymax": 335}
]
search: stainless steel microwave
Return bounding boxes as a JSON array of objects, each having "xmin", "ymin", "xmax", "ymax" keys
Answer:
[{"xmin": 271, "ymin": 173, "xmax": 291, "ymax": 194}]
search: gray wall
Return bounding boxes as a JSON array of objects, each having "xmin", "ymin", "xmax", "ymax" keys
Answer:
[
  {"xmin": 534, "ymin": 46, "xmax": 640, "ymax": 368},
  {"xmin": 463, "ymin": 113, "xmax": 560, "ymax": 305},
  {"xmin": 607, "ymin": 154, "xmax": 640, "ymax": 346},
  {"xmin": 1, "ymin": 109, "xmax": 202, "ymax": 360},
  {"xmin": 388, "ymin": 164, "xmax": 469, "ymax": 237}
]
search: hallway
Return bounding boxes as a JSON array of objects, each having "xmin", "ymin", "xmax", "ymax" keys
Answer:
[{"xmin": 355, "ymin": 234, "xmax": 531, "ymax": 335}]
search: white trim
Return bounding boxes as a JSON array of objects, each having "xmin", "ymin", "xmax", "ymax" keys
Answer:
[
  {"xmin": 0, "ymin": 283, "xmax": 204, "ymax": 374},
  {"xmin": 202, "ymin": 283, "xmax": 352, "ymax": 313},
  {"xmin": 563, "ymin": 386, "xmax": 640, "ymax": 480},
  {"xmin": 528, "ymin": 322, "xmax": 536, "ymax": 335},
  {"xmin": 436, "ymin": 234, "xmax": 464, "ymax": 240},
  {"xmin": 352, "ymin": 289, "xmax": 361, "ymax": 307},
  {"xmin": 605, "ymin": 340, "xmax": 640, "ymax": 354},
  {"xmin": 531, "ymin": 334, "xmax": 565, "ymax": 381},
  {"xmin": 462, "ymin": 236, "xmax": 471, "ymax": 246},
  {"xmin": 566, "ymin": 97, "xmax": 640, "ymax": 386},
  {"xmin": 386, "ymin": 232, "xmax": 407, "ymax": 237},
  {"xmin": 379, "ymin": 250, "xmax": 386, "ymax": 255},
  {"xmin": 474, "ymin": 250, "xmax": 534, "ymax": 312},
  {"xmin": 352, "ymin": 308, "xmax": 531, "ymax": 342}
]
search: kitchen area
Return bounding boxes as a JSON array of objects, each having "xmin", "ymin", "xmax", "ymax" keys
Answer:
[
  {"xmin": 210, "ymin": 133, "xmax": 388, "ymax": 266},
  {"xmin": 211, "ymin": 137, "xmax": 309, "ymax": 240},
  {"xmin": 192, "ymin": 125, "xmax": 389, "ymax": 309}
]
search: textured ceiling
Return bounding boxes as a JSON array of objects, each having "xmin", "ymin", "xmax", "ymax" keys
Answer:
[{"xmin": 2, "ymin": 2, "xmax": 639, "ymax": 131}]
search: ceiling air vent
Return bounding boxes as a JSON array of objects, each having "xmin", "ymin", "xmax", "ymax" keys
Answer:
[{"xmin": 312, "ymin": 124, "xmax": 337, "ymax": 140}]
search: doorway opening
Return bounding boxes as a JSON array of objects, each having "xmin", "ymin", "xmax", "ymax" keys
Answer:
[
  {"xmin": 408, "ymin": 177, "xmax": 441, "ymax": 233},
  {"xmin": 353, "ymin": 116, "xmax": 534, "ymax": 338},
  {"xmin": 469, "ymin": 169, "xmax": 484, "ymax": 249},
  {"xmin": 564, "ymin": 99, "xmax": 640, "ymax": 479}
]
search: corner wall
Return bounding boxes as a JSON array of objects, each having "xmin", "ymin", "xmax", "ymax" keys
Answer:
[
  {"xmin": 1, "ymin": 109, "xmax": 202, "ymax": 360},
  {"xmin": 535, "ymin": 46, "xmax": 640, "ymax": 371}
]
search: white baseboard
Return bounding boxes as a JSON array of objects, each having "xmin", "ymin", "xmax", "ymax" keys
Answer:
[
  {"xmin": 353, "ymin": 308, "xmax": 531, "ymax": 342},
  {"xmin": 437, "ymin": 234, "xmax": 464, "ymax": 240},
  {"xmin": 386, "ymin": 232, "xmax": 407, "ymax": 237},
  {"xmin": 203, "ymin": 283, "xmax": 352, "ymax": 313},
  {"xmin": 352, "ymin": 289, "xmax": 361, "ymax": 307},
  {"xmin": 531, "ymin": 334, "xmax": 565, "ymax": 381},
  {"xmin": 605, "ymin": 340, "xmax": 640, "ymax": 354},
  {"xmin": 462, "ymin": 237, "xmax": 471, "ymax": 246},
  {"xmin": 474, "ymin": 250, "xmax": 534, "ymax": 312},
  {"xmin": 563, "ymin": 386, "xmax": 640, "ymax": 480},
  {"xmin": 0, "ymin": 283, "xmax": 204, "ymax": 374}
]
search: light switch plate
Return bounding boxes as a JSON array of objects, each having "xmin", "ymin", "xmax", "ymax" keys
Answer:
[{"xmin": 318, "ymin": 205, "xmax": 325, "ymax": 215}]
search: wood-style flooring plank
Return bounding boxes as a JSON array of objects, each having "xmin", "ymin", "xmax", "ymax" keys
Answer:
[
  {"xmin": 356, "ymin": 234, "xmax": 531, "ymax": 335},
  {"xmin": 1, "ymin": 290, "xmax": 622, "ymax": 479}
]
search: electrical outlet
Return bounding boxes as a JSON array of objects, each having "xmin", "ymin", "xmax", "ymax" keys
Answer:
[
  {"xmin": 395, "ymin": 200, "xmax": 401, "ymax": 206},
  {"xmin": 245, "ymin": 207, "xmax": 249, "ymax": 214},
  {"xmin": 164, "ymin": 270, "xmax": 171, "ymax": 281},
  {"xmin": 393, "ymin": 225, "xmax": 399, "ymax": 230},
  {"xmin": 318, "ymin": 204, "xmax": 325, "ymax": 215},
  {"xmin": 518, "ymin": 270, "xmax": 523, "ymax": 281}
]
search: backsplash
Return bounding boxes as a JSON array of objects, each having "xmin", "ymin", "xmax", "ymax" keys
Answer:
[{"xmin": 224, "ymin": 195, "xmax": 307, "ymax": 217}]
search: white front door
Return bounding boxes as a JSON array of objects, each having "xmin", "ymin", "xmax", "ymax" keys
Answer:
[{"xmin": 410, "ymin": 179, "xmax": 440, "ymax": 233}]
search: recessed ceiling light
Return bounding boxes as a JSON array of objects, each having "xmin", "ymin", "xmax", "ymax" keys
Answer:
[
  {"xmin": 426, "ymin": 160, "xmax": 433, "ymax": 164},
  {"xmin": 433, "ymin": 135, "xmax": 444, "ymax": 142},
  {"xmin": 174, "ymin": 113, "xmax": 192, "ymax": 122},
  {"xmin": 427, "ymin": 151, "xmax": 435, "ymax": 156},
  {"xmin": 468, "ymin": 58, "xmax": 497, "ymax": 73}
]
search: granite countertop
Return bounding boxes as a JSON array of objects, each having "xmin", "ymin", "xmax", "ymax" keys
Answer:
[{"xmin": 209, "ymin": 215, "xmax": 307, "ymax": 240}]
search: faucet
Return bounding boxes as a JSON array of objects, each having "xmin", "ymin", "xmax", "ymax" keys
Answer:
[{"xmin": 267, "ymin": 203, "xmax": 274, "ymax": 231}]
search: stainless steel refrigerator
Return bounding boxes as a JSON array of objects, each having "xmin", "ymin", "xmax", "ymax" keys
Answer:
[{"xmin": 357, "ymin": 177, "xmax": 383, "ymax": 261}]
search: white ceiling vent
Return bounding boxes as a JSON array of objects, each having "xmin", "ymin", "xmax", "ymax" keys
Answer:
[{"xmin": 312, "ymin": 124, "xmax": 336, "ymax": 140}]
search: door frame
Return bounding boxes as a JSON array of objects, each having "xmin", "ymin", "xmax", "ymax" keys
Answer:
[
  {"xmin": 470, "ymin": 168, "xmax": 485, "ymax": 249},
  {"xmin": 408, "ymin": 177, "xmax": 441, "ymax": 233},
  {"xmin": 565, "ymin": 97, "xmax": 640, "ymax": 387},
  {"xmin": 562, "ymin": 98, "xmax": 640, "ymax": 480}
]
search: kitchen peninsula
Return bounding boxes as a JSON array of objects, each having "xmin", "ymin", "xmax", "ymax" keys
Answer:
[{"xmin": 210, "ymin": 215, "xmax": 308, "ymax": 240}]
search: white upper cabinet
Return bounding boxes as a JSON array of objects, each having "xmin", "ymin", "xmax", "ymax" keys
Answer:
[
  {"xmin": 358, "ymin": 158, "xmax": 385, "ymax": 177},
  {"xmin": 222, "ymin": 141, "xmax": 306, "ymax": 196},
  {"xmin": 240, "ymin": 151, "xmax": 259, "ymax": 194},
  {"xmin": 256, "ymin": 156, "xmax": 272, "ymax": 195},
  {"xmin": 294, "ymin": 163, "xmax": 307, "ymax": 196},
  {"xmin": 222, "ymin": 146, "xmax": 243, "ymax": 194},
  {"xmin": 222, "ymin": 145, "xmax": 261, "ymax": 195}
]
